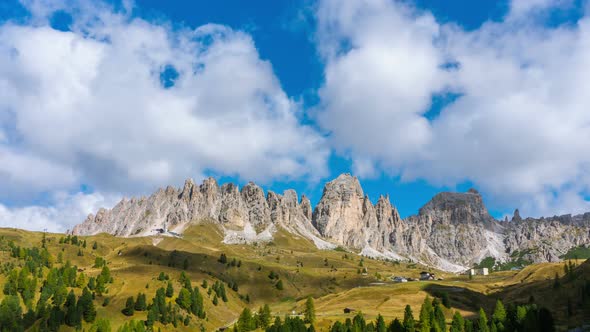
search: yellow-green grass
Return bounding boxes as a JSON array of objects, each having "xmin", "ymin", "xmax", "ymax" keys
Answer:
[{"xmin": 0, "ymin": 225, "xmax": 588, "ymax": 331}]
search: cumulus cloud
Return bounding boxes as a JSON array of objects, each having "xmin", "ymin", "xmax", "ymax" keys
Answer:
[
  {"xmin": 0, "ymin": 0, "xmax": 328, "ymax": 197},
  {"xmin": 0, "ymin": 191, "xmax": 121, "ymax": 232},
  {"xmin": 0, "ymin": 0, "xmax": 329, "ymax": 230},
  {"xmin": 316, "ymin": 0, "xmax": 590, "ymax": 217}
]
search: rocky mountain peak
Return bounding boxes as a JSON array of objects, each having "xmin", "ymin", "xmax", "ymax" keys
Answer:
[
  {"xmin": 512, "ymin": 208, "xmax": 522, "ymax": 222},
  {"xmin": 72, "ymin": 174, "xmax": 590, "ymax": 272},
  {"xmin": 418, "ymin": 189, "xmax": 492, "ymax": 223},
  {"xmin": 322, "ymin": 173, "xmax": 363, "ymax": 198}
]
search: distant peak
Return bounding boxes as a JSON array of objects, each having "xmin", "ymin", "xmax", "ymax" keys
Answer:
[{"xmin": 512, "ymin": 208, "xmax": 522, "ymax": 221}]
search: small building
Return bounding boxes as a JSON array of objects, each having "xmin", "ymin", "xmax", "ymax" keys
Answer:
[
  {"xmin": 343, "ymin": 308, "xmax": 356, "ymax": 314},
  {"xmin": 420, "ymin": 271, "xmax": 435, "ymax": 280},
  {"xmin": 392, "ymin": 276, "xmax": 408, "ymax": 283},
  {"xmin": 469, "ymin": 268, "xmax": 489, "ymax": 276}
]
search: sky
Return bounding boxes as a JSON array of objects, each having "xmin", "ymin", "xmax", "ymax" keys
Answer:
[{"xmin": 1, "ymin": 0, "xmax": 590, "ymax": 232}]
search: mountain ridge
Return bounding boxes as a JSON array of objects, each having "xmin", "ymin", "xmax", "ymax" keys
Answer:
[{"xmin": 73, "ymin": 173, "xmax": 590, "ymax": 272}]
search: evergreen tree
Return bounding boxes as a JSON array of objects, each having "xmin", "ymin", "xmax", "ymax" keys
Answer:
[
  {"xmin": 122, "ymin": 296, "xmax": 135, "ymax": 316},
  {"xmin": 0, "ymin": 295, "xmax": 23, "ymax": 332},
  {"xmin": 176, "ymin": 288, "xmax": 192, "ymax": 311},
  {"xmin": 388, "ymin": 318, "xmax": 404, "ymax": 332},
  {"xmin": 76, "ymin": 273, "xmax": 87, "ymax": 288},
  {"xmin": 275, "ymin": 279, "xmax": 284, "ymax": 290},
  {"xmin": 89, "ymin": 318, "xmax": 111, "ymax": 332},
  {"xmin": 492, "ymin": 299, "xmax": 506, "ymax": 331},
  {"xmin": 258, "ymin": 304, "xmax": 271, "ymax": 328},
  {"xmin": 134, "ymin": 293, "xmax": 147, "ymax": 311},
  {"xmin": 237, "ymin": 307, "xmax": 256, "ymax": 331},
  {"xmin": 477, "ymin": 308, "xmax": 489, "ymax": 332},
  {"xmin": 190, "ymin": 287, "xmax": 204, "ymax": 317},
  {"xmin": 419, "ymin": 296, "xmax": 433, "ymax": 332},
  {"xmin": 304, "ymin": 296, "xmax": 316, "ymax": 324},
  {"xmin": 450, "ymin": 311, "xmax": 465, "ymax": 332},
  {"xmin": 158, "ymin": 272, "xmax": 168, "ymax": 281},
  {"xmin": 65, "ymin": 290, "xmax": 81, "ymax": 327},
  {"xmin": 403, "ymin": 304, "xmax": 415, "ymax": 332},
  {"xmin": 78, "ymin": 287, "xmax": 97, "ymax": 323},
  {"xmin": 433, "ymin": 298, "xmax": 446, "ymax": 331},
  {"xmin": 166, "ymin": 281, "xmax": 174, "ymax": 298},
  {"xmin": 218, "ymin": 253, "xmax": 228, "ymax": 264},
  {"xmin": 375, "ymin": 314, "xmax": 386, "ymax": 332},
  {"xmin": 201, "ymin": 279, "xmax": 208, "ymax": 289},
  {"xmin": 92, "ymin": 241, "xmax": 98, "ymax": 250}
]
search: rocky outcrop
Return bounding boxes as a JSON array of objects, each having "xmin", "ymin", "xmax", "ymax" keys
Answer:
[
  {"xmin": 503, "ymin": 214, "xmax": 590, "ymax": 262},
  {"xmin": 312, "ymin": 174, "xmax": 401, "ymax": 257},
  {"xmin": 394, "ymin": 190, "xmax": 506, "ymax": 271},
  {"xmin": 73, "ymin": 178, "xmax": 324, "ymax": 246},
  {"xmin": 73, "ymin": 173, "xmax": 590, "ymax": 272}
]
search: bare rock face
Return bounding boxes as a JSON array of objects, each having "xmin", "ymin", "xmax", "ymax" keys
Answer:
[
  {"xmin": 503, "ymin": 214, "xmax": 590, "ymax": 262},
  {"xmin": 397, "ymin": 191, "xmax": 506, "ymax": 271},
  {"xmin": 73, "ymin": 173, "xmax": 590, "ymax": 272},
  {"xmin": 312, "ymin": 174, "xmax": 401, "ymax": 256},
  {"xmin": 72, "ymin": 178, "xmax": 320, "ymax": 245}
]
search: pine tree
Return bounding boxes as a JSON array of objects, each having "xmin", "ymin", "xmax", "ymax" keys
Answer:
[
  {"xmin": 0, "ymin": 295, "xmax": 23, "ymax": 332},
  {"xmin": 275, "ymin": 279, "xmax": 284, "ymax": 290},
  {"xmin": 304, "ymin": 296, "xmax": 316, "ymax": 324},
  {"xmin": 238, "ymin": 307, "xmax": 256, "ymax": 331},
  {"xmin": 477, "ymin": 308, "xmax": 489, "ymax": 332},
  {"xmin": 218, "ymin": 253, "xmax": 227, "ymax": 264},
  {"xmin": 92, "ymin": 241, "xmax": 98, "ymax": 250},
  {"xmin": 176, "ymin": 288, "xmax": 192, "ymax": 311},
  {"xmin": 403, "ymin": 304, "xmax": 415, "ymax": 332},
  {"xmin": 450, "ymin": 311, "xmax": 465, "ymax": 332},
  {"xmin": 190, "ymin": 288, "xmax": 204, "ymax": 317},
  {"xmin": 419, "ymin": 296, "xmax": 433, "ymax": 332},
  {"xmin": 166, "ymin": 281, "xmax": 174, "ymax": 298},
  {"xmin": 258, "ymin": 304, "xmax": 271, "ymax": 328},
  {"xmin": 389, "ymin": 318, "xmax": 404, "ymax": 332},
  {"xmin": 79, "ymin": 287, "xmax": 96, "ymax": 323},
  {"xmin": 65, "ymin": 290, "xmax": 81, "ymax": 327},
  {"xmin": 492, "ymin": 299, "xmax": 506, "ymax": 331},
  {"xmin": 433, "ymin": 299, "xmax": 446, "ymax": 332},
  {"xmin": 122, "ymin": 296, "xmax": 135, "ymax": 316},
  {"xmin": 135, "ymin": 293, "xmax": 147, "ymax": 311},
  {"xmin": 375, "ymin": 314, "xmax": 386, "ymax": 332}
]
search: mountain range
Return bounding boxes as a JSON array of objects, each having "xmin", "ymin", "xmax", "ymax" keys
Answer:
[{"xmin": 73, "ymin": 173, "xmax": 590, "ymax": 272}]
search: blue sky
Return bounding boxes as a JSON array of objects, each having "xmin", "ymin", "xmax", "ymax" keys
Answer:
[{"xmin": 1, "ymin": 0, "xmax": 590, "ymax": 231}]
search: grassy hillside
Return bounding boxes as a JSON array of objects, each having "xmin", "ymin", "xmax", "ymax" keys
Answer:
[{"xmin": 0, "ymin": 224, "xmax": 588, "ymax": 331}]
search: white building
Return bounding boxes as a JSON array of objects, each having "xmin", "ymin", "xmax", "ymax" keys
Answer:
[{"xmin": 469, "ymin": 268, "xmax": 489, "ymax": 276}]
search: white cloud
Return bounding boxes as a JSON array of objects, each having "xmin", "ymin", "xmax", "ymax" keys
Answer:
[
  {"xmin": 0, "ymin": 0, "xmax": 328, "ymax": 198},
  {"xmin": 316, "ymin": 0, "xmax": 590, "ymax": 217},
  {"xmin": 0, "ymin": 0, "xmax": 329, "ymax": 230},
  {"xmin": 0, "ymin": 191, "xmax": 121, "ymax": 232}
]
